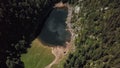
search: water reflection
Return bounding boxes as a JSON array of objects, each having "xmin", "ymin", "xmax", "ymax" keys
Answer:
[{"xmin": 38, "ymin": 8, "xmax": 71, "ymax": 45}]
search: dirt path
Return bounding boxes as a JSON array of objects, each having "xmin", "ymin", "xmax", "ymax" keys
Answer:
[
  {"xmin": 45, "ymin": 2, "xmax": 74, "ymax": 68},
  {"xmin": 45, "ymin": 42, "xmax": 71, "ymax": 68}
]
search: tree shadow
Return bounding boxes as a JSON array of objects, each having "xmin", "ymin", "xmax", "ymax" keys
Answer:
[
  {"xmin": 38, "ymin": 8, "xmax": 71, "ymax": 46},
  {"xmin": 0, "ymin": 0, "xmax": 69, "ymax": 68}
]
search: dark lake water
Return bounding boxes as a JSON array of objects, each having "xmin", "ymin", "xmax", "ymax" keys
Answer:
[{"xmin": 38, "ymin": 8, "xmax": 71, "ymax": 45}]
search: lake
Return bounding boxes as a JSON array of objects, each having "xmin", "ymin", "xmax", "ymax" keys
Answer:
[{"xmin": 38, "ymin": 8, "xmax": 71, "ymax": 45}]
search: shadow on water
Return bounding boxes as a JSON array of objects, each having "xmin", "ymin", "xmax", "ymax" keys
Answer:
[
  {"xmin": 38, "ymin": 8, "xmax": 71, "ymax": 46},
  {"xmin": 0, "ymin": 0, "xmax": 70, "ymax": 68},
  {"xmin": 0, "ymin": 5, "xmax": 55, "ymax": 68}
]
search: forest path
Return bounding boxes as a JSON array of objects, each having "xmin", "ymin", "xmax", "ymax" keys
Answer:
[{"xmin": 45, "ymin": 42, "xmax": 71, "ymax": 68}]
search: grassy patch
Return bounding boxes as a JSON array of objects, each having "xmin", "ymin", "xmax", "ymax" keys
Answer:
[
  {"xmin": 21, "ymin": 39, "xmax": 55, "ymax": 68},
  {"xmin": 51, "ymin": 58, "xmax": 65, "ymax": 68}
]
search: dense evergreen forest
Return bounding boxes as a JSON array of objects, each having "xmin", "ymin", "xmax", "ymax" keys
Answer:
[
  {"xmin": 0, "ymin": 0, "xmax": 120, "ymax": 68},
  {"xmin": 0, "ymin": 0, "xmax": 68, "ymax": 68},
  {"xmin": 64, "ymin": 0, "xmax": 120, "ymax": 68}
]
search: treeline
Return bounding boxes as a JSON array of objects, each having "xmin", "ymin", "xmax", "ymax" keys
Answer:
[
  {"xmin": 64, "ymin": 0, "xmax": 120, "ymax": 68},
  {"xmin": 0, "ymin": 0, "xmax": 69, "ymax": 68}
]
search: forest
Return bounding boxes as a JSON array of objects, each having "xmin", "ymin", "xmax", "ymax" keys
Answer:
[
  {"xmin": 0, "ymin": 0, "xmax": 120, "ymax": 68},
  {"xmin": 0, "ymin": 0, "xmax": 68, "ymax": 68},
  {"xmin": 64, "ymin": 0, "xmax": 120, "ymax": 68}
]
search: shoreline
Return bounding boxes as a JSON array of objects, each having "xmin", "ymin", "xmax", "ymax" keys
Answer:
[{"xmin": 45, "ymin": 2, "xmax": 75, "ymax": 68}]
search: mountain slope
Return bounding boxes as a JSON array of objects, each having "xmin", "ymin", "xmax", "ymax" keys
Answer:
[{"xmin": 64, "ymin": 0, "xmax": 120, "ymax": 68}]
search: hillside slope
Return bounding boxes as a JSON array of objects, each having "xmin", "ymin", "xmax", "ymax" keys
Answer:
[{"xmin": 64, "ymin": 0, "xmax": 120, "ymax": 68}]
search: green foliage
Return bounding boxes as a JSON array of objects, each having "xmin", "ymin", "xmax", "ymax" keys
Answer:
[
  {"xmin": 0, "ymin": 0, "xmax": 70, "ymax": 68},
  {"xmin": 21, "ymin": 39, "xmax": 54, "ymax": 68},
  {"xmin": 64, "ymin": 0, "xmax": 120, "ymax": 68}
]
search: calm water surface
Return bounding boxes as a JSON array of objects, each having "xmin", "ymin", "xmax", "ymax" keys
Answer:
[{"xmin": 38, "ymin": 8, "xmax": 71, "ymax": 45}]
